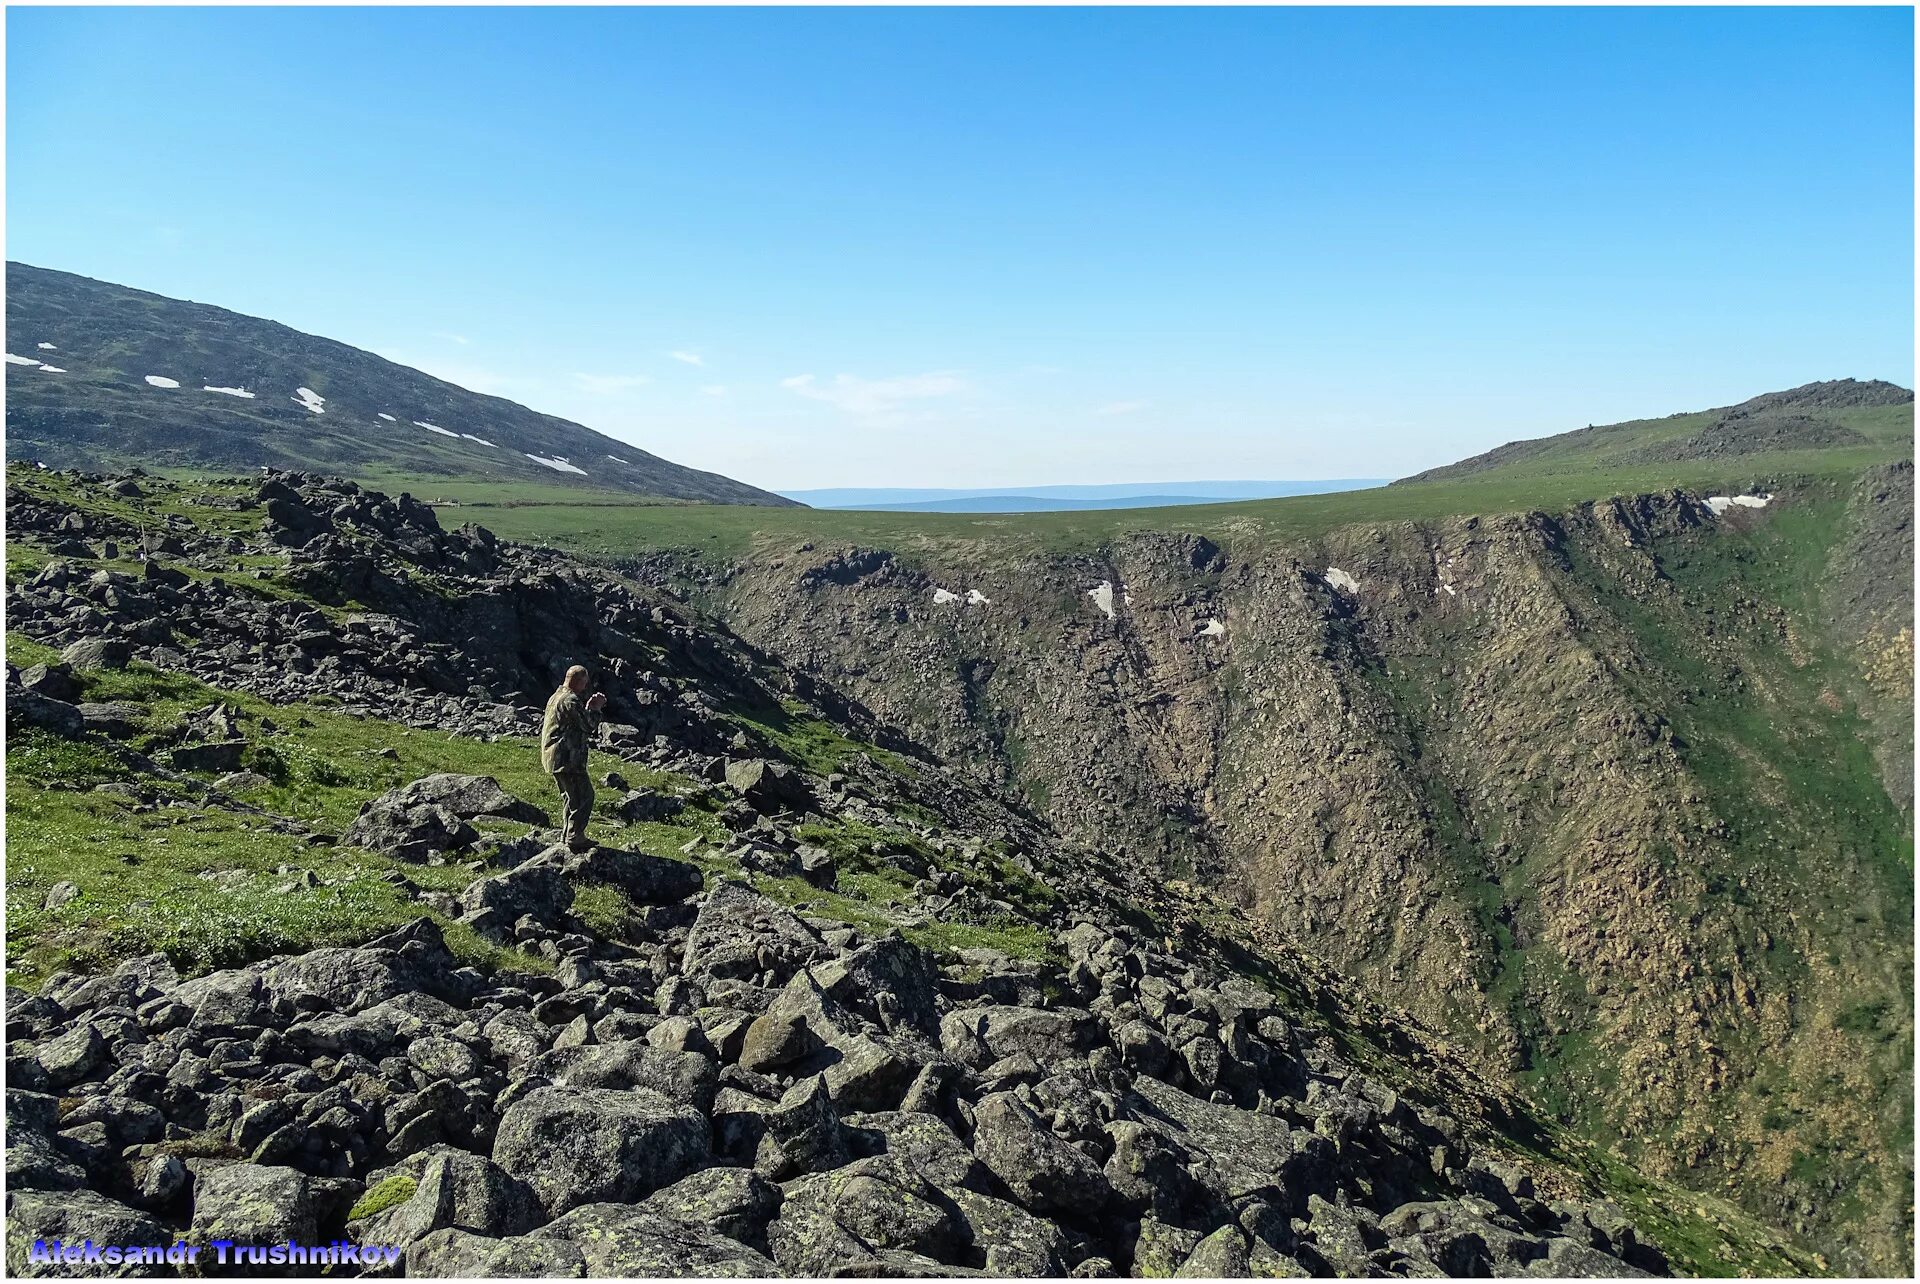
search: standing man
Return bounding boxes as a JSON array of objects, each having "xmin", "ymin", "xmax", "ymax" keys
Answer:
[{"xmin": 542, "ymin": 664, "xmax": 606, "ymax": 852}]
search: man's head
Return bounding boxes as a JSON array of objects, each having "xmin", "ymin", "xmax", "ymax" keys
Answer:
[{"xmin": 564, "ymin": 664, "xmax": 591, "ymax": 693}]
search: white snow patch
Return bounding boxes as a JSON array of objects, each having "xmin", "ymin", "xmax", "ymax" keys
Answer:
[
  {"xmin": 607, "ymin": 455, "xmax": 631, "ymax": 464},
  {"xmin": 1087, "ymin": 581, "xmax": 1116, "ymax": 618},
  {"xmin": 965, "ymin": 589, "xmax": 991, "ymax": 606},
  {"xmin": 418, "ymin": 423, "xmax": 461, "ymax": 438},
  {"xmin": 460, "ymin": 434, "xmax": 496, "ymax": 448},
  {"xmin": 1704, "ymin": 493, "xmax": 1771, "ymax": 515},
  {"xmin": 1198, "ymin": 618, "xmax": 1226, "ymax": 638},
  {"xmin": 1324, "ymin": 567, "xmax": 1359, "ymax": 594},
  {"xmin": 203, "ymin": 385, "xmax": 255, "ymax": 398},
  {"xmin": 1441, "ymin": 584, "xmax": 1457, "ymax": 596},
  {"xmin": 932, "ymin": 587, "xmax": 960, "ymax": 605},
  {"xmin": 36, "ymin": 342, "xmax": 56, "ymax": 351},
  {"xmin": 36, "ymin": 365, "xmax": 66, "ymax": 374},
  {"xmin": 378, "ymin": 412, "xmax": 397, "ymax": 422},
  {"xmin": 525, "ymin": 453, "xmax": 588, "ymax": 476},
  {"xmin": 144, "ymin": 375, "xmax": 181, "ymax": 389},
  {"xmin": 293, "ymin": 387, "xmax": 326, "ymax": 414},
  {"xmin": 6, "ymin": 353, "xmax": 42, "ymax": 367}
]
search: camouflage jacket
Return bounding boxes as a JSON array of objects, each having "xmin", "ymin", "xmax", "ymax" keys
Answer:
[{"xmin": 540, "ymin": 687, "xmax": 599, "ymax": 774}]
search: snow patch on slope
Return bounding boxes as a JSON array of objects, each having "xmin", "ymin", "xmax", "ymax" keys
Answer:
[
  {"xmin": 145, "ymin": 375, "xmax": 181, "ymax": 389},
  {"xmin": 526, "ymin": 453, "xmax": 587, "ymax": 476},
  {"xmin": 293, "ymin": 387, "xmax": 326, "ymax": 414}
]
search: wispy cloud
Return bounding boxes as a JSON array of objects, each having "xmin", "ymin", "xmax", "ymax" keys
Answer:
[
  {"xmin": 432, "ymin": 331, "xmax": 471, "ymax": 346},
  {"xmin": 780, "ymin": 371, "xmax": 969, "ymax": 419},
  {"xmin": 391, "ymin": 354, "xmax": 524, "ymax": 396},
  {"xmin": 1095, "ymin": 400, "xmax": 1147, "ymax": 416},
  {"xmin": 571, "ymin": 372, "xmax": 653, "ymax": 395},
  {"xmin": 671, "ymin": 350, "xmax": 705, "ymax": 366},
  {"xmin": 700, "ymin": 385, "xmax": 729, "ymax": 398}
]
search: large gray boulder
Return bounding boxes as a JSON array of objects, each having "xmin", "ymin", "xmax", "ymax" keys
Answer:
[
  {"xmin": 492, "ymin": 1086, "xmax": 708, "ymax": 1216},
  {"xmin": 969, "ymin": 1092, "xmax": 1110, "ymax": 1218},
  {"xmin": 681, "ymin": 881, "xmax": 826, "ymax": 987},
  {"xmin": 188, "ymin": 1163, "xmax": 317, "ymax": 1249},
  {"xmin": 640, "ymin": 1167, "xmax": 784, "ymax": 1254},
  {"xmin": 459, "ymin": 854, "xmax": 574, "ymax": 925},
  {"xmin": 779, "ymin": 1154, "xmax": 965, "ymax": 1263},
  {"xmin": 409, "ymin": 1205, "xmax": 778, "ymax": 1278},
  {"xmin": 344, "ymin": 796, "xmax": 480, "ymax": 863},
  {"xmin": 60, "ymin": 638, "xmax": 130, "ymax": 671},
  {"xmin": 724, "ymin": 758, "xmax": 814, "ymax": 813},
  {"xmin": 389, "ymin": 773, "xmax": 549, "ymax": 824},
  {"xmin": 349, "ymin": 1149, "xmax": 542, "ymax": 1258},
  {"xmin": 565, "ymin": 845, "xmax": 703, "ymax": 904},
  {"xmin": 538, "ymin": 1203, "xmax": 779, "ymax": 1275},
  {"xmin": 404, "ymin": 1228, "xmax": 586, "ymax": 1278},
  {"xmin": 7, "ymin": 691, "xmax": 85, "ymax": 738},
  {"xmin": 6, "ymin": 1189, "xmax": 168, "ymax": 1278}
]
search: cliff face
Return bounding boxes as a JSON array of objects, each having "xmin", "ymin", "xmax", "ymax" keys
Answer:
[{"xmin": 683, "ymin": 473, "xmax": 1914, "ymax": 1273}]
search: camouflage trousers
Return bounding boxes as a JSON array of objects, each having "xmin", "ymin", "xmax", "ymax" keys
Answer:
[{"xmin": 553, "ymin": 768, "xmax": 594, "ymax": 850}]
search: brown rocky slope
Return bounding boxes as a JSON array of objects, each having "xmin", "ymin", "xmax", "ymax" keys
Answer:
[{"xmin": 650, "ymin": 471, "xmax": 1914, "ymax": 1273}]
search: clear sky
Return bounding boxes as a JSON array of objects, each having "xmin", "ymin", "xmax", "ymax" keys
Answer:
[{"xmin": 7, "ymin": 6, "xmax": 1913, "ymax": 491}]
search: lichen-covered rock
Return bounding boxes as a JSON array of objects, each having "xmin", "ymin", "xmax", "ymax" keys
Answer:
[
  {"xmin": 188, "ymin": 1163, "xmax": 317, "ymax": 1250},
  {"xmin": 491, "ymin": 1086, "xmax": 708, "ymax": 1215},
  {"xmin": 6, "ymin": 1189, "xmax": 168, "ymax": 1278},
  {"xmin": 969, "ymin": 1091, "xmax": 1111, "ymax": 1218},
  {"xmin": 640, "ymin": 1167, "xmax": 784, "ymax": 1253}
]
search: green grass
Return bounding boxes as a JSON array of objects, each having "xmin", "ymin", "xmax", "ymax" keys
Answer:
[
  {"xmin": 448, "ymin": 428, "xmax": 1909, "ymax": 566},
  {"xmin": 722, "ymin": 697, "xmax": 916, "ymax": 778},
  {"xmin": 1, "ymin": 631, "xmax": 706, "ymax": 985}
]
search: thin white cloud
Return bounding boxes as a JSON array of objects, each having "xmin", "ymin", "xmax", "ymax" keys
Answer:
[
  {"xmin": 781, "ymin": 371, "xmax": 969, "ymax": 419},
  {"xmin": 700, "ymin": 385, "xmax": 729, "ymax": 398},
  {"xmin": 432, "ymin": 332, "xmax": 471, "ymax": 346},
  {"xmin": 571, "ymin": 372, "xmax": 653, "ymax": 395},
  {"xmin": 390, "ymin": 354, "xmax": 523, "ymax": 396},
  {"xmin": 671, "ymin": 350, "xmax": 704, "ymax": 366},
  {"xmin": 1095, "ymin": 400, "xmax": 1148, "ymax": 416}
]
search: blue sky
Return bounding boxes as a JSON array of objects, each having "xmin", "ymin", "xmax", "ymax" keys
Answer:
[{"xmin": 8, "ymin": 6, "xmax": 1913, "ymax": 490}]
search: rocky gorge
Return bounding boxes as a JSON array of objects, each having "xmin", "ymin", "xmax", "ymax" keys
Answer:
[
  {"xmin": 0, "ymin": 465, "xmax": 1823, "ymax": 1277},
  {"xmin": 642, "ymin": 465, "xmax": 1914, "ymax": 1273}
]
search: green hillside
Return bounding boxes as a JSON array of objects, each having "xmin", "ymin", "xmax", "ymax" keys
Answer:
[{"xmin": 423, "ymin": 382, "xmax": 1914, "ymax": 562}]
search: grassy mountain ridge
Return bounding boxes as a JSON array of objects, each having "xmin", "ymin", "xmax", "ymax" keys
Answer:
[
  {"xmin": 4, "ymin": 261, "xmax": 796, "ymax": 507},
  {"xmin": 439, "ymin": 383, "xmax": 1911, "ymax": 561},
  {"xmin": 1396, "ymin": 379, "xmax": 1913, "ymax": 487}
]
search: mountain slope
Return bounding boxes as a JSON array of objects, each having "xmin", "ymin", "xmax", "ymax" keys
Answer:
[
  {"xmin": 3, "ymin": 262, "xmax": 795, "ymax": 506},
  {"xmin": 4, "ymin": 464, "xmax": 1818, "ymax": 1277},
  {"xmin": 479, "ymin": 383, "xmax": 1912, "ymax": 1272},
  {"xmin": 1397, "ymin": 380, "xmax": 1914, "ymax": 487}
]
